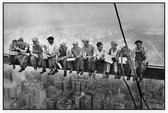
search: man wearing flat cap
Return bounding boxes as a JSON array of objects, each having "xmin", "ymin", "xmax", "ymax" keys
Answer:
[
  {"xmin": 133, "ymin": 40, "xmax": 148, "ymax": 82},
  {"xmin": 57, "ymin": 42, "xmax": 70, "ymax": 77},
  {"xmin": 16, "ymin": 37, "xmax": 30, "ymax": 72},
  {"xmin": 79, "ymin": 39, "xmax": 96, "ymax": 76},
  {"xmin": 105, "ymin": 41, "xmax": 119, "ymax": 79},
  {"xmin": 40, "ymin": 36, "xmax": 59, "ymax": 75},
  {"xmin": 29, "ymin": 37, "xmax": 43, "ymax": 70},
  {"xmin": 65, "ymin": 41, "xmax": 82, "ymax": 75}
]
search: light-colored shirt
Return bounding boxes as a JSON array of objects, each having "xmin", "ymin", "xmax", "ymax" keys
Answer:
[
  {"xmin": 94, "ymin": 48, "xmax": 105, "ymax": 59},
  {"xmin": 108, "ymin": 48, "xmax": 119, "ymax": 58},
  {"xmin": 46, "ymin": 43, "xmax": 59, "ymax": 55}
]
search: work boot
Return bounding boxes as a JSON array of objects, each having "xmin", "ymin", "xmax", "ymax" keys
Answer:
[
  {"xmin": 117, "ymin": 73, "xmax": 121, "ymax": 79},
  {"xmin": 12, "ymin": 65, "xmax": 15, "ymax": 69},
  {"xmin": 106, "ymin": 73, "xmax": 109, "ymax": 79},
  {"xmin": 34, "ymin": 67, "xmax": 37, "ymax": 70},
  {"xmin": 40, "ymin": 69, "xmax": 46, "ymax": 74},
  {"xmin": 48, "ymin": 69, "xmax": 53, "ymax": 75},
  {"xmin": 50, "ymin": 69, "xmax": 58, "ymax": 75},
  {"xmin": 18, "ymin": 68, "xmax": 25, "ymax": 72},
  {"xmin": 64, "ymin": 70, "xmax": 67, "ymax": 77},
  {"xmin": 114, "ymin": 74, "xmax": 117, "ymax": 79},
  {"xmin": 69, "ymin": 69, "xmax": 73, "ymax": 73},
  {"xmin": 127, "ymin": 76, "xmax": 130, "ymax": 81},
  {"xmin": 88, "ymin": 71, "xmax": 92, "ymax": 76},
  {"xmin": 80, "ymin": 71, "xmax": 84, "ymax": 75},
  {"xmin": 77, "ymin": 70, "xmax": 80, "ymax": 74}
]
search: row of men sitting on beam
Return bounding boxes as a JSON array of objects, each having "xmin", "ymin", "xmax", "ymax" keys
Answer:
[{"xmin": 8, "ymin": 36, "xmax": 148, "ymax": 82}]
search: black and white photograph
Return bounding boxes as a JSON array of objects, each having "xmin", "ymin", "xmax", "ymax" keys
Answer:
[{"xmin": 3, "ymin": 2, "xmax": 165, "ymax": 110}]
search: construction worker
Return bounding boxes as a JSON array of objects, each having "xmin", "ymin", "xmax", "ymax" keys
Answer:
[
  {"xmin": 40, "ymin": 36, "xmax": 59, "ymax": 75},
  {"xmin": 8, "ymin": 39, "xmax": 18, "ymax": 69},
  {"xmin": 67, "ymin": 41, "xmax": 82, "ymax": 74},
  {"xmin": 58, "ymin": 42, "xmax": 70, "ymax": 77},
  {"xmin": 93, "ymin": 42, "xmax": 106, "ymax": 77},
  {"xmin": 118, "ymin": 46, "xmax": 132, "ymax": 80},
  {"xmin": 133, "ymin": 40, "xmax": 148, "ymax": 82},
  {"xmin": 79, "ymin": 39, "xmax": 96, "ymax": 76},
  {"xmin": 29, "ymin": 37, "xmax": 43, "ymax": 70},
  {"xmin": 17, "ymin": 38, "xmax": 30, "ymax": 72},
  {"xmin": 105, "ymin": 41, "xmax": 119, "ymax": 79}
]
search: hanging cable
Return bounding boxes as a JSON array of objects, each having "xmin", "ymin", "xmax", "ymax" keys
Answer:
[
  {"xmin": 120, "ymin": 55, "xmax": 137, "ymax": 109},
  {"xmin": 113, "ymin": 3, "xmax": 150, "ymax": 109}
]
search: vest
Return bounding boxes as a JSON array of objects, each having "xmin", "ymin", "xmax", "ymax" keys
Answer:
[
  {"xmin": 135, "ymin": 47, "xmax": 146, "ymax": 63},
  {"xmin": 59, "ymin": 47, "xmax": 67, "ymax": 57},
  {"xmin": 108, "ymin": 48, "xmax": 118, "ymax": 57}
]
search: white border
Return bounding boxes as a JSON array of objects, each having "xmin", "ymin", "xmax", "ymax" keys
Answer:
[{"xmin": 0, "ymin": 0, "xmax": 167, "ymax": 113}]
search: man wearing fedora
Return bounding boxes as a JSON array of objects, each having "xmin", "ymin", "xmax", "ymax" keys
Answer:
[
  {"xmin": 40, "ymin": 36, "xmax": 59, "ymax": 75},
  {"xmin": 17, "ymin": 37, "xmax": 30, "ymax": 72},
  {"xmin": 133, "ymin": 40, "xmax": 148, "ymax": 82},
  {"xmin": 80, "ymin": 39, "xmax": 96, "ymax": 76},
  {"xmin": 29, "ymin": 37, "xmax": 43, "ymax": 70},
  {"xmin": 67, "ymin": 41, "xmax": 82, "ymax": 74}
]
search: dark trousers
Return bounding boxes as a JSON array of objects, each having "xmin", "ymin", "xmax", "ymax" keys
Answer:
[
  {"xmin": 30, "ymin": 54, "xmax": 43, "ymax": 68},
  {"xmin": 118, "ymin": 63, "xmax": 131, "ymax": 76},
  {"xmin": 95, "ymin": 59, "xmax": 105, "ymax": 72},
  {"xmin": 79, "ymin": 57, "xmax": 96, "ymax": 71},
  {"xmin": 17, "ymin": 54, "xmax": 30, "ymax": 69},
  {"xmin": 63, "ymin": 57, "xmax": 82, "ymax": 71},
  {"xmin": 42, "ymin": 57, "xmax": 57, "ymax": 70},
  {"xmin": 8, "ymin": 55, "xmax": 17, "ymax": 64}
]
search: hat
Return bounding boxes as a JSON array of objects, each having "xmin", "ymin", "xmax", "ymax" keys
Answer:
[
  {"xmin": 135, "ymin": 40, "xmax": 142, "ymax": 44},
  {"xmin": 72, "ymin": 41, "xmax": 78, "ymax": 45},
  {"xmin": 60, "ymin": 42, "xmax": 66, "ymax": 46},
  {"xmin": 32, "ymin": 37, "xmax": 39, "ymax": 42},
  {"xmin": 47, "ymin": 36, "xmax": 54, "ymax": 40},
  {"xmin": 82, "ymin": 39, "xmax": 89, "ymax": 43},
  {"xmin": 18, "ymin": 37, "xmax": 23, "ymax": 42},
  {"xmin": 110, "ymin": 41, "xmax": 118, "ymax": 46},
  {"xmin": 12, "ymin": 39, "xmax": 17, "ymax": 43}
]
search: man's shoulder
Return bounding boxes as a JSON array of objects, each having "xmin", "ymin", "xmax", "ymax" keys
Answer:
[
  {"xmin": 89, "ymin": 44, "xmax": 94, "ymax": 49},
  {"xmin": 24, "ymin": 42, "xmax": 30, "ymax": 46}
]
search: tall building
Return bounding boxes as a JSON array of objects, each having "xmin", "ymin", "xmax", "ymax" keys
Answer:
[{"xmin": 80, "ymin": 94, "xmax": 91, "ymax": 109}]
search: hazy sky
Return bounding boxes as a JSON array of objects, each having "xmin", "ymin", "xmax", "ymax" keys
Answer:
[{"xmin": 4, "ymin": 3, "xmax": 164, "ymax": 66}]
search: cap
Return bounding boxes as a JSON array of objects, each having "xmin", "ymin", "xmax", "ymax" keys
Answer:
[
  {"xmin": 18, "ymin": 37, "xmax": 23, "ymax": 42},
  {"xmin": 135, "ymin": 40, "xmax": 142, "ymax": 44},
  {"xmin": 32, "ymin": 37, "xmax": 39, "ymax": 42},
  {"xmin": 47, "ymin": 36, "xmax": 54, "ymax": 40},
  {"xmin": 60, "ymin": 42, "xmax": 66, "ymax": 46},
  {"xmin": 72, "ymin": 41, "xmax": 78, "ymax": 45},
  {"xmin": 82, "ymin": 39, "xmax": 89, "ymax": 43},
  {"xmin": 110, "ymin": 41, "xmax": 118, "ymax": 46}
]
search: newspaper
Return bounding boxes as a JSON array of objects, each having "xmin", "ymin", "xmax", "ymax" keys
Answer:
[
  {"xmin": 118, "ymin": 57, "xmax": 127, "ymax": 64},
  {"xmin": 105, "ymin": 55, "xmax": 113, "ymax": 64},
  {"xmin": 67, "ymin": 58, "xmax": 75, "ymax": 61}
]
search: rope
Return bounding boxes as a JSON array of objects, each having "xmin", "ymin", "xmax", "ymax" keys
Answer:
[
  {"xmin": 114, "ymin": 3, "xmax": 150, "ymax": 109},
  {"xmin": 120, "ymin": 55, "xmax": 137, "ymax": 109}
]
